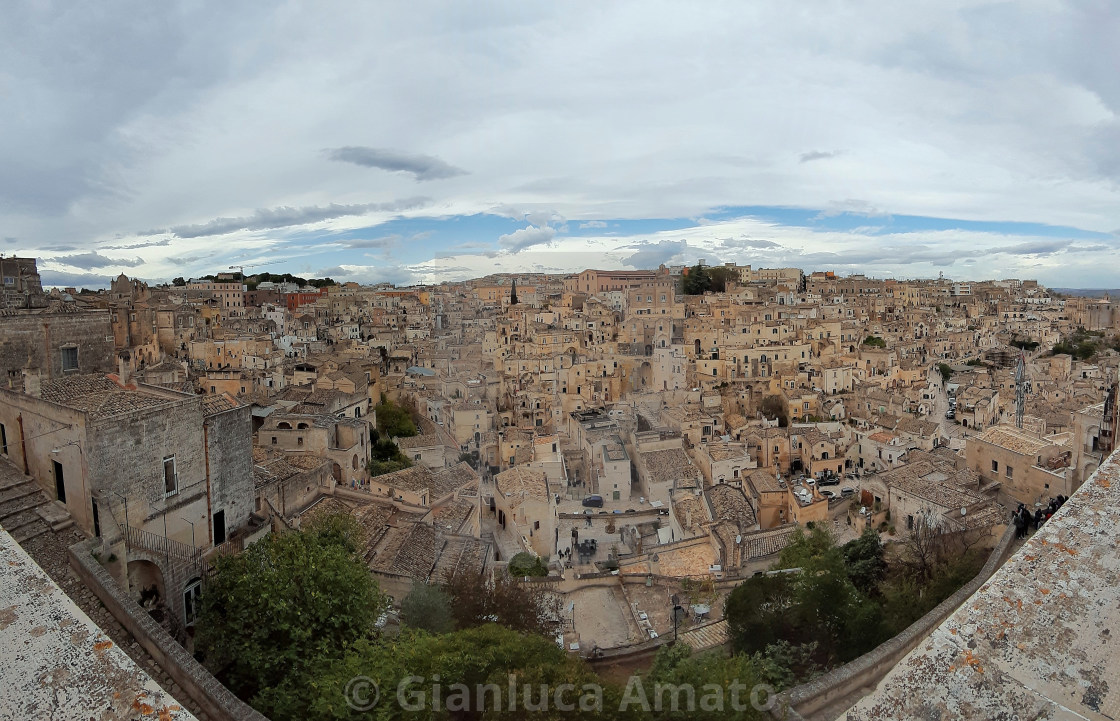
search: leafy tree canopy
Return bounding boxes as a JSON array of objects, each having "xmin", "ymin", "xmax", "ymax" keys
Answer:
[
  {"xmin": 196, "ymin": 513, "xmax": 389, "ymax": 705},
  {"xmin": 374, "ymin": 399, "xmax": 418, "ymax": 438},
  {"xmin": 508, "ymin": 552, "xmax": 550, "ymax": 577},
  {"xmin": 399, "ymin": 583, "xmax": 455, "ymax": 634}
]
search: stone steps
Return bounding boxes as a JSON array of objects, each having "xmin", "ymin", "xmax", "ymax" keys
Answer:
[
  {"xmin": 0, "ymin": 471, "xmax": 33, "ymax": 493},
  {"xmin": 9, "ymin": 517, "xmax": 50, "ymax": 543},
  {"xmin": 0, "ymin": 480, "xmax": 41, "ymax": 505},
  {"xmin": 0, "ymin": 489, "xmax": 47, "ymax": 519}
]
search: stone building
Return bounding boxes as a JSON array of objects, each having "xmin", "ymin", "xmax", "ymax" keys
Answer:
[{"xmin": 0, "ymin": 370, "xmax": 254, "ymax": 626}]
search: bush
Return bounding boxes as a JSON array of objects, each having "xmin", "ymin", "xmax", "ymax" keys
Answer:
[
  {"xmin": 863, "ymin": 336, "xmax": 886, "ymax": 348},
  {"xmin": 507, "ymin": 552, "xmax": 549, "ymax": 577}
]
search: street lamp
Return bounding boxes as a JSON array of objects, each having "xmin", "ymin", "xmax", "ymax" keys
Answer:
[{"xmin": 671, "ymin": 594, "xmax": 686, "ymax": 642}]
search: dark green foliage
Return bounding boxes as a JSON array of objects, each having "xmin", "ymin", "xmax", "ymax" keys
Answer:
[
  {"xmin": 374, "ymin": 399, "xmax": 418, "ymax": 438},
  {"xmin": 862, "ymin": 336, "xmax": 886, "ymax": 348},
  {"xmin": 509, "ymin": 278, "xmax": 518, "ymax": 304},
  {"xmin": 1052, "ymin": 328, "xmax": 1103, "ymax": 360},
  {"xmin": 966, "ymin": 358, "xmax": 984, "ymax": 366},
  {"xmin": 679, "ymin": 264, "xmax": 711, "ymax": 295},
  {"xmin": 399, "ymin": 583, "xmax": 455, "ymax": 634},
  {"xmin": 1010, "ymin": 336, "xmax": 1039, "ymax": 351},
  {"xmin": 646, "ymin": 644, "xmax": 773, "ymax": 720},
  {"xmin": 841, "ymin": 526, "xmax": 887, "ymax": 596},
  {"xmin": 299, "ymin": 625, "xmax": 606, "ymax": 721},
  {"xmin": 679, "ymin": 264, "xmax": 736, "ymax": 294},
  {"xmin": 508, "ymin": 551, "xmax": 549, "ymax": 577},
  {"xmin": 367, "ymin": 438, "xmax": 413, "ymax": 477},
  {"xmin": 172, "ymin": 277, "xmax": 186, "ymax": 286},
  {"xmin": 727, "ymin": 521, "xmax": 984, "ymax": 675},
  {"xmin": 725, "ymin": 573, "xmax": 802, "ymax": 655},
  {"xmin": 196, "ymin": 513, "xmax": 389, "ymax": 708},
  {"xmin": 937, "ymin": 362, "xmax": 953, "ymax": 381},
  {"xmin": 708, "ymin": 266, "xmax": 738, "ymax": 292}
]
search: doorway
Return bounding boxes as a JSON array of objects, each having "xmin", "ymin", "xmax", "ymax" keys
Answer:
[{"xmin": 52, "ymin": 460, "xmax": 66, "ymax": 503}]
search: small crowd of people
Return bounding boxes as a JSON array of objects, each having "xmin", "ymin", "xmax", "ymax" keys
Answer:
[{"xmin": 1012, "ymin": 495, "xmax": 1067, "ymax": 539}]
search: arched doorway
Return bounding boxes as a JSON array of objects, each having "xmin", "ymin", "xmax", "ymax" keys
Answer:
[
  {"xmin": 332, "ymin": 463, "xmax": 342, "ymax": 482},
  {"xmin": 127, "ymin": 559, "xmax": 165, "ymax": 611}
]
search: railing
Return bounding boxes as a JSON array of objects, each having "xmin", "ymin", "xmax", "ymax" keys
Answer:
[{"xmin": 127, "ymin": 525, "xmax": 206, "ymax": 566}]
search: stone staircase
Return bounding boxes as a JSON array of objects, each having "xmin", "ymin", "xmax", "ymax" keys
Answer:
[{"xmin": 0, "ymin": 472, "xmax": 73, "ymax": 543}]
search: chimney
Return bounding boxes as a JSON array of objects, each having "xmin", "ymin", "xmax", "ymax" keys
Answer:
[
  {"xmin": 22, "ymin": 369, "xmax": 40, "ymax": 398},
  {"xmin": 118, "ymin": 351, "xmax": 130, "ymax": 387}
]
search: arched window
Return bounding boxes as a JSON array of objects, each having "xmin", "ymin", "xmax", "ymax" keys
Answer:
[{"xmin": 277, "ymin": 422, "xmax": 292, "ymax": 430}]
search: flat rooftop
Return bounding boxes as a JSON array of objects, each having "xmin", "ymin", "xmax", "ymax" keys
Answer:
[{"xmin": 0, "ymin": 526, "xmax": 195, "ymax": 719}]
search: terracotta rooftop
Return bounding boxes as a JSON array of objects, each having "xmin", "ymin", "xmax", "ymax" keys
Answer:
[
  {"xmin": 39, "ymin": 374, "xmax": 187, "ymax": 420},
  {"xmin": 973, "ymin": 424, "xmax": 1053, "ymax": 455}
]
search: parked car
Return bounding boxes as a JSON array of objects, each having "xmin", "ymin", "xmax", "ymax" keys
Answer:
[
  {"xmin": 582, "ymin": 495, "xmax": 604, "ymax": 508},
  {"xmin": 820, "ymin": 477, "xmax": 840, "ymax": 486},
  {"xmin": 841, "ymin": 487, "xmax": 856, "ymax": 497}
]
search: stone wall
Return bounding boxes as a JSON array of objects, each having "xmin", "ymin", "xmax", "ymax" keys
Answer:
[
  {"xmin": 0, "ymin": 309, "xmax": 114, "ymax": 381},
  {"xmin": 69, "ymin": 537, "xmax": 269, "ymax": 721},
  {"xmin": 769, "ymin": 521, "xmax": 1018, "ymax": 720},
  {"xmin": 85, "ymin": 392, "xmax": 206, "ymax": 536},
  {"xmin": 204, "ymin": 404, "xmax": 255, "ymax": 545}
]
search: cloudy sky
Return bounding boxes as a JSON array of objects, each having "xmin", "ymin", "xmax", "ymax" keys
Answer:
[{"xmin": 4, "ymin": 1, "xmax": 1119, "ymax": 289}]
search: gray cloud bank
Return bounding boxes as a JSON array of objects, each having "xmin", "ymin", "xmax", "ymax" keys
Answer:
[{"xmin": 325, "ymin": 147, "xmax": 466, "ymax": 181}]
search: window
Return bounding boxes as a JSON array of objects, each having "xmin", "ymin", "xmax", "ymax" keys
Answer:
[
  {"xmin": 0, "ymin": 423, "xmax": 6, "ymax": 455},
  {"xmin": 271, "ymin": 436, "xmax": 277, "ymax": 445},
  {"xmin": 163, "ymin": 457, "xmax": 177, "ymax": 496},
  {"xmin": 1006, "ymin": 465, "xmax": 1013, "ymax": 479},
  {"xmin": 907, "ymin": 515, "xmax": 914, "ymax": 530},
  {"xmin": 60, "ymin": 347, "xmax": 78, "ymax": 372},
  {"xmin": 991, "ymin": 460, "xmax": 998, "ymax": 473},
  {"xmin": 183, "ymin": 580, "xmax": 203, "ymax": 625},
  {"xmin": 297, "ymin": 437, "xmax": 304, "ymax": 446}
]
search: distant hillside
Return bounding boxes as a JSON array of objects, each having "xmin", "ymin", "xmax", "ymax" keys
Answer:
[{"xmin": 1051, "ymin": 288, "xmax": 1119, "ymax": 298}]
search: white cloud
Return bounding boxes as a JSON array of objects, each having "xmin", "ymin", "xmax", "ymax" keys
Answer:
[
  {"xmin": 5, "ymin": 2, "xmax": 1120, "ymax": 286},
  {"xmin": 497, "ymin": 225, "xmax": 556, "ymax": 253}
]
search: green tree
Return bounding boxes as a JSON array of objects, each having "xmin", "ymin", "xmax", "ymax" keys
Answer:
[
  {"xmin": 172, "ymin": 276, "xmax": 186, "ymax": 286},
  {"xmin": 647, "ymin": 644, "xmax": 774, "ymax": 720},
  {"xmin": 399, "ymin": 583, "xmax": 455, "ymax": 634},
  {"xmin": 725, "ymin": 573, "xmax": 802, "ymax": 655},
  {"xmin": 374, "ymin": 399, "xmax": 418, "ymax": 438},
  {"xmin": 862, "ymin": 336, "xmax": 886, "ymax": 348},
  {"xmin": 302, "ymin": 625, "xmax": 606, "ymax": 721},
  {"xmin": 508, "ymin": 552, "xmax": 549, "ymax": 577},
  {"xmin": 841, "ymin": 527, "xmax": 887, "ymax": 596},
  {"xmin": 679, "ymin": 264, "xmax": 712, "ymax": 295},
  {"xmin": 937, "ymin": 362, "xmax": 953, "ymax": 381},
  {"xmin": 776, "ymin": 525, "xmax": 835, "ymax": 570},
  {"xmin": 509, "ymin": 278, "xmax": 518, "ymax": 305},
  {"xmin": 196, "ymin": 513, "xmax": 389, "ymax": 707},
  {"xmin": 708, "ymin": 266, "xmax": 738, "ymax": 292}
]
